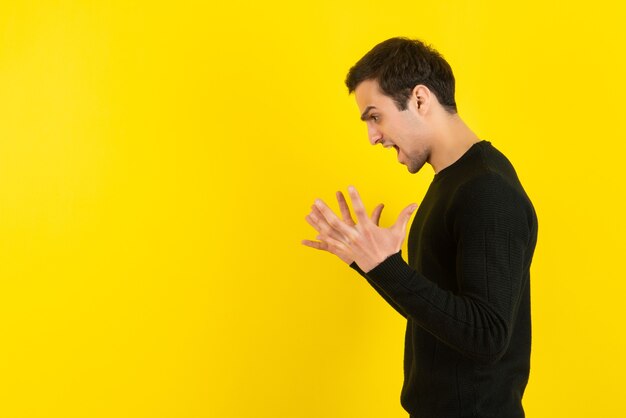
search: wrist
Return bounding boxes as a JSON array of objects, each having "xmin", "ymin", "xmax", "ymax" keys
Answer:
[{"xmin": 364, "ymin": 250, "xmax": 403, "ymax": 274}]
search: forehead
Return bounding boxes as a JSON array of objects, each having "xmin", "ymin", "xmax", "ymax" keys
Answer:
[{"xmin": 354, "ymin": 79, "xmax": 392, "ymax": 112}]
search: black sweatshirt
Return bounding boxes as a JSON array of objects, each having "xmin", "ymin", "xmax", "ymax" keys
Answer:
[{"xmin": 350, "ymin": 140, "xmax": 538, "ymax": 418}]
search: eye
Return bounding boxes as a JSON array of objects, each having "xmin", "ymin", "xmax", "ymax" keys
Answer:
[{"xmin": 370, "ymin": 115, "xmax": 380, "ymax": 122}]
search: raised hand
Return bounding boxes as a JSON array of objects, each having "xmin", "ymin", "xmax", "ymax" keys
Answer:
[
  {"xmin": 303, "ymin": 189, "xmax": 384, "ymax": 265},
  {"xmin": 302, "ymin": 185, "xmax": 417, "ymax": 273}
]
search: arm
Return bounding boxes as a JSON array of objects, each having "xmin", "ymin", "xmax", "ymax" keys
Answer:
[
  {"xmin": 349, "ymin": 261, "xmax": 408, "ymax": 319},
  {"xmin": 302, "ymin": 187, "xmax": 410, "ymax": 319},
  {"xmin": 365, "ymin": 175, "xmax": 536, "ymax": 364}
]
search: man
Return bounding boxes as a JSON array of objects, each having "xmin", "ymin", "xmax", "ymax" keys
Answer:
[{"xmin": 302, "ymin": 37, "xmax": 538, "ymax": 418}]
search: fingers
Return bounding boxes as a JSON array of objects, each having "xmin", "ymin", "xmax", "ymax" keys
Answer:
[
  {"xmin": 314, "ymin": 198, "xmax": 359, "ymax": 241},
  {"xmin": 302, "ymin": 236, "xmax": 353, "ymax": 265},
  {"xmin": 342, "ymin": 187, "xmax": 385, "ymax": 226},
  {"xmin": 336, "ymin": 191, "xmax": 356, "ymax": 226},
  {"xmin": 316, "ymin": 232, "xmax": 349, "ymax": 252},
  {"xmin": 370, "ymin": 203, "xmax": 384, "ymax": 226},
  {"xmin": 306, "ymin": 206, "xmax": 347, "ymax": 243},
  {"xmin": 301, "ymin": 239, "xmax": 327, "ymax": 251},
  {"xmin": 347, "ymin": 185, "xmax": 369, "ymax": 225},
  {"xmin": 391, "ymin": 203, "xmax": 418, "ymax": 235},
  {"xmin": 304, "ymin": 207, "xmax": 324, "ymax": 231},
  {"xmin": 302, "ymin": 237, "xmax": 344, "ymax": 254}
]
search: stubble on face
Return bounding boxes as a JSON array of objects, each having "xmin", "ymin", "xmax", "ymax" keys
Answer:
[
  {"xmin": 395, "ymin": 111, "xmax": 431, "ymax": 174},
  {"xmin": 404, "ymin": 145, "xmax": 429, "ymax": 174},
  {"xmin": 355, "ymin": 79, "xmax": 432, "ymax": 174}
]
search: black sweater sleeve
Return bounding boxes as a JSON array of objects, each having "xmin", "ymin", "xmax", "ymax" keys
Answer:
[
  {"xmin": 349, "ymin": 261, "xmax": 408, "ymax": 319},
  {"xmin": 362, "ymin": 174, "xmax": 536, "ymax": 364}
]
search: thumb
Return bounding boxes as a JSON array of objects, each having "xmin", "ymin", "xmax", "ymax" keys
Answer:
[
  {"xmin": 392, "ymin": 203, "xmax": 418, "ymax": 234},
  {"xmin": 370, "ymin": 203, "xmax": 384, "ymax": 226}
]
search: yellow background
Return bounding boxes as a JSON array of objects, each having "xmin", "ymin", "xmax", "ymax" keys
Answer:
[{"xmin": 1, "ymin": 1, "xmax": 624, "ymax": 417}]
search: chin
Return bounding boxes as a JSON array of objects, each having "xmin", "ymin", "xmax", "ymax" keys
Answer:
[
  {"xmin": 406, "ymin": 159, "xmax": 427, "ymax": 174},
  {"xmin": 403, "ymin": 149, "xmax": 429, "ymax": 174}
]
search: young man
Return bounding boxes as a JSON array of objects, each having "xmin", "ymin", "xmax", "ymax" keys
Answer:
[{"xmin": 302, "ymin": 37, "xmax": 538, "ymax": 418}]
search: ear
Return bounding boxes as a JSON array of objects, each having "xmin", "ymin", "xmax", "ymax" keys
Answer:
[{"xmin": 410, "ymin": 84, "xmax": 433, "ymax": 114}]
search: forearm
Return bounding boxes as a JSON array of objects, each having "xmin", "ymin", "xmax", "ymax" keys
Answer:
[
  {"xmin": 366, "ymin": 251, "xmax": 520, "ymax": 364},
  {"xmin": 350, "ymin": 261, "xmax": 408, "ymax": 319}
]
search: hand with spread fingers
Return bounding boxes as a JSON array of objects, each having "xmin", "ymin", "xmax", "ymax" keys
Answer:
[{"xmin": 302, "ymin": 185, "xmax": 418, "ymax": 273}]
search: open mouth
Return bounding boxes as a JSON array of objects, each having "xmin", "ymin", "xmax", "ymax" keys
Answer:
[{"xmin": 384, "ymin": 143, "xmax": 400, "ymax": 155}]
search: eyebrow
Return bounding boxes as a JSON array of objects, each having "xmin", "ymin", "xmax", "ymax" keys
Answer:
[{"xmin": 360, "ymin": 105, "xmax": 377, "ymax": 121}]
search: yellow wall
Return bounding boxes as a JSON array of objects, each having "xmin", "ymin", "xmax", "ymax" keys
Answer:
[{"xmin": 1, "ymin": 1, "xmax": 624, "ymax": 417}]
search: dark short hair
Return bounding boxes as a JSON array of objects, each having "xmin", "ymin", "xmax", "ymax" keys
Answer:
[{"xmin": 345, "ymin": 37, "xmax": 457, "ymax": 114}]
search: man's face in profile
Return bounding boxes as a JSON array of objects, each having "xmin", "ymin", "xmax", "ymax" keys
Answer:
[{"xmin": 354, "ymin": 79, "xmax": 431, "ymax": 174}]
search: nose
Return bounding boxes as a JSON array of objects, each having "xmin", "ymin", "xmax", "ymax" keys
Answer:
[{"xmin": 367, "ymin": 123, "xmax": 383, "ymax": 146}]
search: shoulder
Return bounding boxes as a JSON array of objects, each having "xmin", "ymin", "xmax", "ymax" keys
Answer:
[
  {"xmin": 455, "ymin": 168, "xmax": 523, "ymax": 204},
  {"xmin": 449, "ymin": 168, "xmax": 536, "ymax": 239}
]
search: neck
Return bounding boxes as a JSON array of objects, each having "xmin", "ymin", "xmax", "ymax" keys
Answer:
[{"xmin": 429, "ymin": 113, "xmax": 480, "ymax": 174}]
